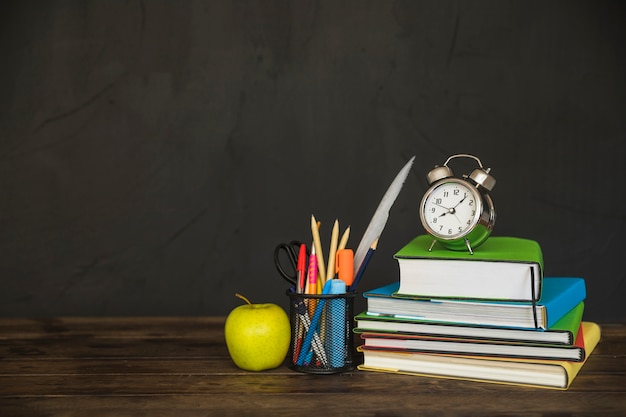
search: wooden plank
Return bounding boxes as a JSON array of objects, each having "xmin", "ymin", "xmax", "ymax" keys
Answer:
[
  {"xmin": 1, "ymin": 317, "xmax": 623, "ymax": 343},
  {"xmin": 1, "ymin": 371, "xmax": 625, "ymax": 397},
  {"xmin": 0, "ymin": 336, "xmax": 622, "ymax": 371},
  {"xmin": 1, "ymin": 392, "xmax": 626, "ymax": 417},
  {"xmin": 0, "ymin": 317, "xmax": 226, "ymax": 339},
  {"xmin": 1, "ymin": 352, "xmax": 625, "ymax": 376},
  {"xmin": 0, "ymin": 337, "xmax": 231, "ymax": 359},
  {"xmin": 3, "ymin": 335, "xmax": 619, "ymax": 357}
]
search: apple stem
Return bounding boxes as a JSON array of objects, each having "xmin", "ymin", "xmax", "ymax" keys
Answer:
[{"xmin": 235, "ymin": 293, "xmax": 252, "ymax": 306}]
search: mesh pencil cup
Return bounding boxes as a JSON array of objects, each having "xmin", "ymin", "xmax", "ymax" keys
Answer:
[{"xmin": 286, "ymin": 290, "xmax": 356, "ymax": 374}]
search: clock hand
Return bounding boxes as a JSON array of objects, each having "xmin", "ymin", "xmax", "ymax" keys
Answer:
[
  {"xmin": 452, "ymin": 193, "xmax": 467, "ymax": 209},
  {"xmin": 435, "ymin": 204, "xmax": 453, "ymax": 217},
  {"xmin": 439, "ymin": 207, "xmax": 463, "ymax": 228}
]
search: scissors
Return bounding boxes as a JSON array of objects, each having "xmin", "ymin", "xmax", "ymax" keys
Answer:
[{"xmin": 273, "ymin": 240, "xmax": 309, "ymax": 292}]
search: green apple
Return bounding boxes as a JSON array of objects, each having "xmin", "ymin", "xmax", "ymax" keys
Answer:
[{"xmin": 224, "ymin": 293, "xmax": 291, "ymax": 371}]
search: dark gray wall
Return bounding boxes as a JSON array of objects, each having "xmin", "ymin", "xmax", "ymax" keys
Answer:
[{"xmin": 1, "ymin": 1, "xmax": 624, "ymax": 321}]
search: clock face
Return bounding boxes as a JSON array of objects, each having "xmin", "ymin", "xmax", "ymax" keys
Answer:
[{"xmin": 420, "ymin": 180, "xmax": 482, "ymax": 239}]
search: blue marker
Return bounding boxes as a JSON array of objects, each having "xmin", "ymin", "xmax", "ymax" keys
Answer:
[{"xmin": 327, "ymin": 279, "xmax": 347, "ymax": 368}]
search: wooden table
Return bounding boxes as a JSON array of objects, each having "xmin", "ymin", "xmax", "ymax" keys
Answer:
[{"xmin": 1, "ymin": 317, "xmax": 625, "ymax": 416}]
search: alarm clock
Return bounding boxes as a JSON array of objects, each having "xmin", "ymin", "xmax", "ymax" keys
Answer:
[{"xmin": 419, "ymin": 154, "xmax": 496, "ymax": 254}]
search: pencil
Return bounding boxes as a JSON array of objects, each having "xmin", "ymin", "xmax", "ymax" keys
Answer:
[
  {"xmin": 311, "ymin": 215, "xmax": 326, "ymax": 285},
  {"xmin": 350, "ymin": 238, "xmax": 378, "ymax": 292},
  {"xmin": 338, "ymin": 225, "xmax": 351, "ymax": 251},
  {"xmin": 325, "ymin": 219, "xmax": 340, "ymax": 282}
]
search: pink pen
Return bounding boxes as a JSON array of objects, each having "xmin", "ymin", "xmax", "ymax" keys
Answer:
[
  {"xmin": 306, "ymin": 246, "xmax": 318, "ymax": 295},
  {"xmin": 306, "ymin": 246, "xmax": 318, "ymax": 317}
]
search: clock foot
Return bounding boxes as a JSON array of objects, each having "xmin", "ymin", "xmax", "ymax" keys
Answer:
[
  {"xmin": 428, "ymin": 239, "xmax": 437, "ymax": 252},
  {"xmin": 465, "ymin": 238, "xmax": 474, "ymax": 255}
]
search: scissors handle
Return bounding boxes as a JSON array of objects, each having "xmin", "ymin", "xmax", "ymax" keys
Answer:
[
  {"xmin": 273, "ymin": 241, "xmax": 305, "ymax": 287},
  {"xmin": 274, "ymin": 246, "xmax": 295, "ymax": 284}
]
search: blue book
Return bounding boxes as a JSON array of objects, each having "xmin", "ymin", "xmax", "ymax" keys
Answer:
[{"xmin": 363, "ymin": 277, "xmax": 586, "ymax": 330}]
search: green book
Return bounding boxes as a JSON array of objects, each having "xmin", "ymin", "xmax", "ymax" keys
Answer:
[
  {"xmin": 355, "ymin": 301, "xmax": 584, "ymax": 345},
  {"xmin": 394, "ymin": 235, "xmax": 544, "ymax": 301}
]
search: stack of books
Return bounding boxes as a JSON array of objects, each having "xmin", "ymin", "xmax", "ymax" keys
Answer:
[{"xmin": 355, "ymin": 235, "xmax": 601, "ymax": 389}]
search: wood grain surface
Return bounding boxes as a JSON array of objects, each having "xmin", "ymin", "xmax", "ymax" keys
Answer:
[{"xmin": 1, "ymin": 318, "xmax": 625, "ymax": 416}]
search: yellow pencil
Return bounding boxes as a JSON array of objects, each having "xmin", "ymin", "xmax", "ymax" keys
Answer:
[
  {"xmin": 326, "ymin": 219, "xmax": 340, "ymax": 281},
  {"xmin": 311, "ymin": 215, "xmax": 326, "ymax": 285}
]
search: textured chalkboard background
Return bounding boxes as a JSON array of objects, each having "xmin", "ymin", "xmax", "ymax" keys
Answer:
[{"xmin": 1, "ymin": 1, "xmax": 625, "ymax": 321}]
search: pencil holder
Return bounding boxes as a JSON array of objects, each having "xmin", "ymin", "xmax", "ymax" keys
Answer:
[{"xmin": 286, "ymin": 290, "xmax": 356, "ymax": 374}]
